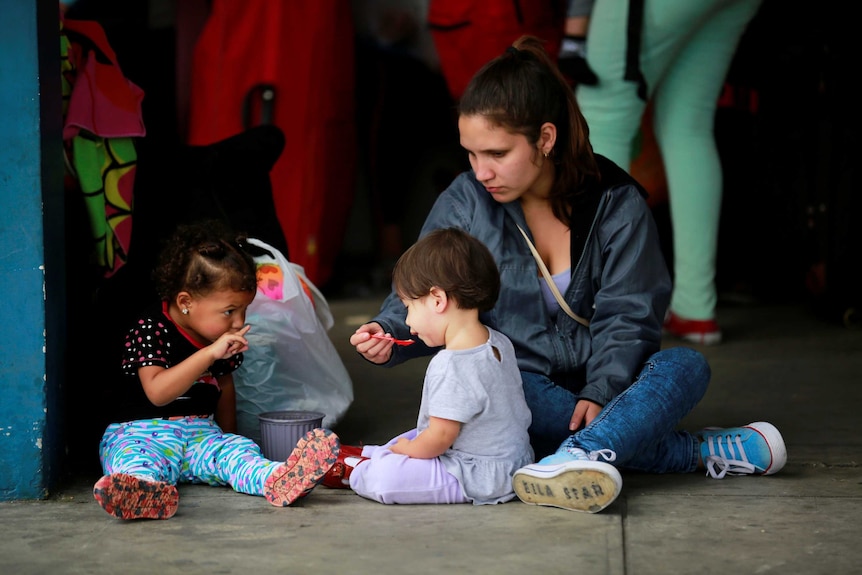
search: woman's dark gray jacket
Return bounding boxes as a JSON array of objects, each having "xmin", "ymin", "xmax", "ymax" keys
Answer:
[{"xmin": 372, "ymin": 155, "xmax": 671, "ymax": 408}]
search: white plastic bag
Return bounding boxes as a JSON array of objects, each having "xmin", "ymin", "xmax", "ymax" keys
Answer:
[{"xmin": 234, "ymin": 238, "xmax": 353, "ymax": 443}]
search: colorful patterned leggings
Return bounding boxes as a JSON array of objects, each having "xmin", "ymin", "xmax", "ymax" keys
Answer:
[{"xmin": 98, "ymin": 417, "xmax": 281, "ymax": 495}]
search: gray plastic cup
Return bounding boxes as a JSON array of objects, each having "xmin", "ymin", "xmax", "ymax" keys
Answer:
[{"xmin": 258, "ymin": 410, "xmax": 325, "ymax": 462}]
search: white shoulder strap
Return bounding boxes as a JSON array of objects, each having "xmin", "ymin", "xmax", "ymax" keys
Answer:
[{"xmin": 517, "ymin": 225, "xmax": 590, "ymax": 328}]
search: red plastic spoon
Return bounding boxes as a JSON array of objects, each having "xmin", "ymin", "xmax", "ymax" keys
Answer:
[{"xmin": 371, "ymin": 333, "xmax": 415, "ymax": 346}]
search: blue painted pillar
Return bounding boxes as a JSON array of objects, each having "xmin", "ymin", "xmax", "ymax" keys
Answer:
[{"xmin": 0, "ymin": 0, "xmax": 66, "ymax": 500}]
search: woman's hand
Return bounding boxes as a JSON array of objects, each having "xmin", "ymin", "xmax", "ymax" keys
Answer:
[
  {"xmin": 570, "ymin": 398, "xmax": 603, "ymax": 431},
  {"xmin": 349, "ymin": 322, "xmax": 393, "ymax": 364}
]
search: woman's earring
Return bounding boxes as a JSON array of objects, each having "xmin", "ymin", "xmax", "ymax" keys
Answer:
[
  {"xmin": 182, "ymin": 308, "xmax": 189, "ymax": 315},
  {"xmin": 543, "ymin": 150, "xmax": 550, "ymax": 158}
]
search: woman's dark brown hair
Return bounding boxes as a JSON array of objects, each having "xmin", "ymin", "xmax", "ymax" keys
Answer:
[
  {"xmin": 393, "ymin": 228, "xmax": 500, "ymax": 313},
  {"xmin": 458, "ymin": 35, "xmax": 600, "ymax": 226}
]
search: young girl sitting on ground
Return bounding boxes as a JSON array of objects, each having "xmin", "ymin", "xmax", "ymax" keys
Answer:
[{"xmin": 93, "ymin": 220, "xmax": 340, "ymax": 520}]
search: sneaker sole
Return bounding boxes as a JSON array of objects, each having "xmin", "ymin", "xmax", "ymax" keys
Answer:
[
  {"xmin": 93, "ymin": 473, "xmax": 178, "ymax": 520},
  {"xmin": 748, "ymin": 421, "xmax": 787, "ymax": 475},
  {"xmin": 513, "ymin": 461, "xmax": 622, "ymax": 513},
  {"xmin": 265, "ymin": 428, "xmax": 340, "ymax": 507}
]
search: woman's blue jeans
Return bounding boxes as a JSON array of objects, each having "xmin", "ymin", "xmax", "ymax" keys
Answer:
[{"xmin": 521, "ymin": 346, "xmax": 710, "ymax": 473}]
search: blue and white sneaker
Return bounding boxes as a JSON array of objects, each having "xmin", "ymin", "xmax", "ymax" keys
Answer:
[
  {"xmin": 699, "ymin": 421, "xmax": 787, "ymax": 479},
  {"xmin": 512, "ymin": 441, "xmax": 622, "ymax": 513}
]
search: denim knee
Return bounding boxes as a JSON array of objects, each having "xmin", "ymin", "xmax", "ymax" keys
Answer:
[{"xmin": 649, "ymin": 346, "xmax": 711, "ymax": 399}]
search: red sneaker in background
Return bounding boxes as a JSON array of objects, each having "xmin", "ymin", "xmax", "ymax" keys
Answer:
[{"xmin": 663, "ymin": 311, "xmax": 722, "ymax": 345}]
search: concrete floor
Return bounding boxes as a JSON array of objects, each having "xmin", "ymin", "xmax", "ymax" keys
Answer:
[{"xmin": 2, "ymin": 297, "xmax": 861, "ymax": 575}]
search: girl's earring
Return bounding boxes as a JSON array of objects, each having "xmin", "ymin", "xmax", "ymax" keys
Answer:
[
  {"xmin": 543, "ymin": 150, "xmax": 550, "ymax": 158},
  {"xmin": 182, "ymin": 308, "xmax": 189, "ymax": 315}
]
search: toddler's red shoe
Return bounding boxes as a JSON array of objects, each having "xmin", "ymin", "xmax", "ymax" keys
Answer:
[
  {"xmin": 663, "ymin": 311, "xmax": 722, "ymax": 345},
  {"xmin": 321, "ymin": 444, "xmax": 369, "ymax": 489}
]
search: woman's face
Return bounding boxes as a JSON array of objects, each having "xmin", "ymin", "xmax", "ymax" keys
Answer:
[{"xmin": 458, "ymin": 114, "xmax": 550, "ymax": 203}]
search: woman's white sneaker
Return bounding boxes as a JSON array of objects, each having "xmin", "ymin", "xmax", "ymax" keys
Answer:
[{"xmin": 512, "ymin": 447, "xmax": 622, "ymax": 513}]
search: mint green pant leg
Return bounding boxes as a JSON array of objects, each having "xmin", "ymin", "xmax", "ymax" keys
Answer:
[
  {"xmin": 653, "ymin": 0, "xmax": 763, "ymax": 319},
  {"xmin": 576, "ymin": 0, "xmax": 643, "ymax": 169},
  {"xmin": 578, "ymin": 0, "xmax": 763, "ymax": 320}
]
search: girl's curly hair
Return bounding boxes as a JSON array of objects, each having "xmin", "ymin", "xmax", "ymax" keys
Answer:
[{"xmin": 152, "ymin": 219, "xmax": 258, "ymax": 301}]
